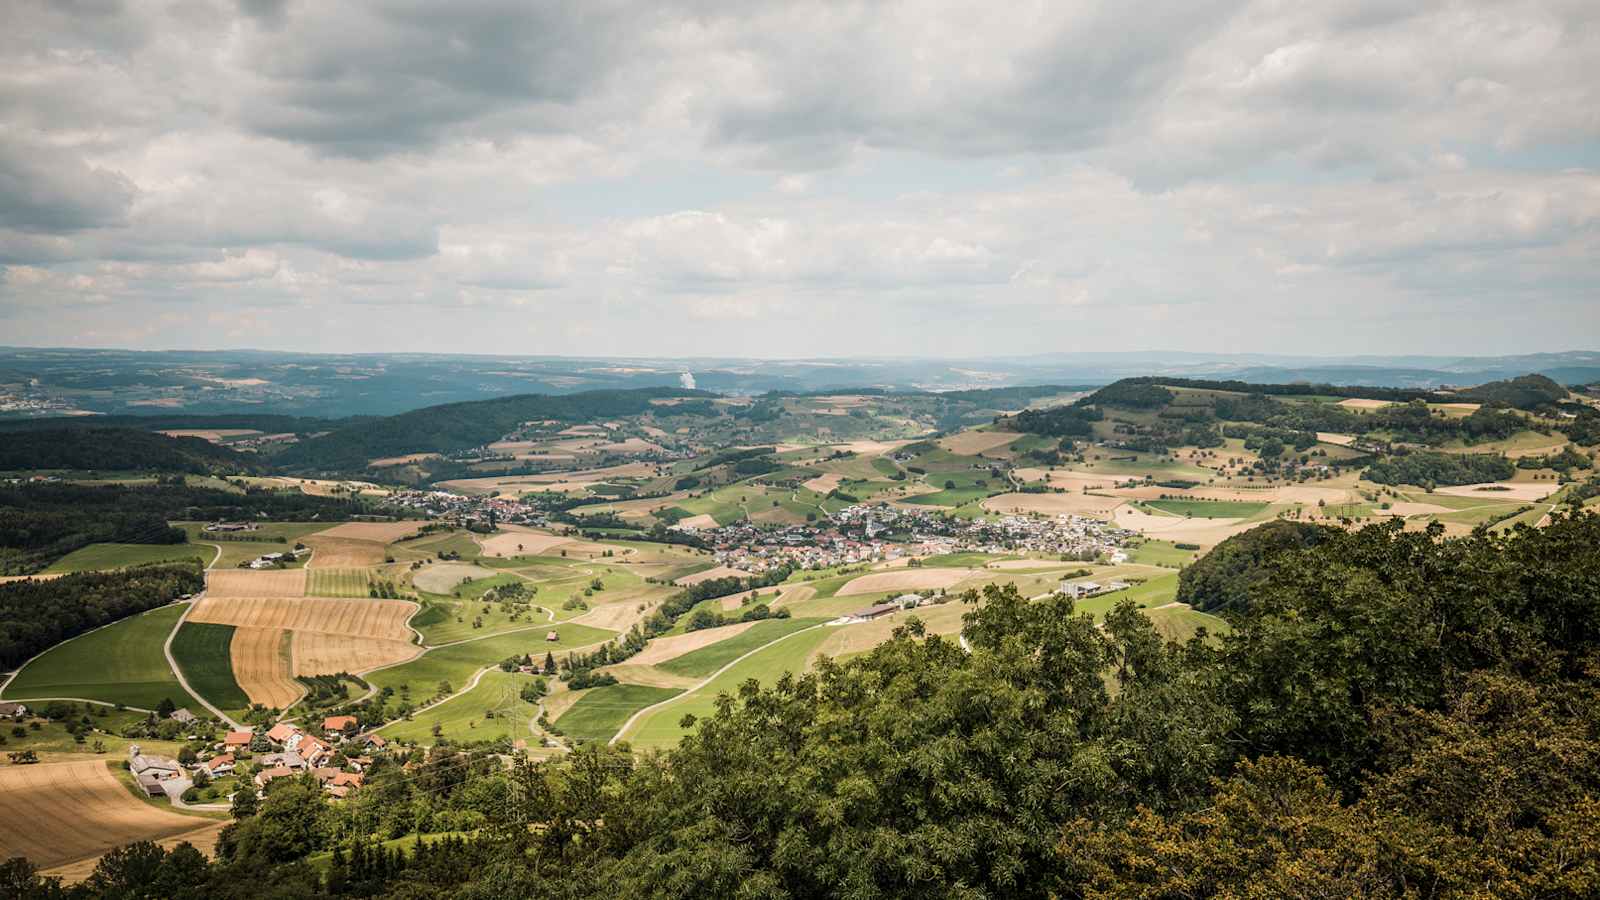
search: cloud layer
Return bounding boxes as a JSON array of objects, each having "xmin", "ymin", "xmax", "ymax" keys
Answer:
[{"xmin": 1, "ymin": 0, "xmax": 1596, "ymax": 356}]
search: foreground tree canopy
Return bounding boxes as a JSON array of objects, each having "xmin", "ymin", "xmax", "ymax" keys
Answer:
[{"xmin": 9, "ymin": 514, "xmax": 1600, "ymax": 898}]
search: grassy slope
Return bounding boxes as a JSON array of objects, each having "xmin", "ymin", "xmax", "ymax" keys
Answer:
[
  {"xmin": 382, "ymin": 670, "xmax": 541, "ymax": 744},
  {"xmin": 169, "ymin": 621, "xmax": 250, "ymax": 712},
  {"xmin": 657, "ymin": 618, "xmax": 829, "ymax": 677},
  {"xmin": 365, "ymin": 624, "xmax": 617, "ymax": 703},
  {"xmin": 628, "ymin": 624, "xmax": 834, "ymax": 750},
  {"xmin": 3, "ymin": 604, "xmax": 192, "ymax": 710},
  {"xmin": 43, "ymin": 543, "xmax": 215, "ymax": 574},
  {"xmin": 554, "ymin": 683, "xmax": 683, "ymax": 743}
]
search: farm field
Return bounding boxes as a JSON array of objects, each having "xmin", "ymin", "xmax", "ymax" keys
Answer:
[
  {"xmin": 293, "ymin": 631, "xmax": 419, "ymax": 678},
  {"xmin": 179, "ymin": 522, "xmax": 328, "ymax": 568},
  {"xmin": 1141, "ymin": 499, "xmax": 1269, "ymax": 518},
  {"xmin": 302, "ymin": 534, "xmax": 388, "ymax": 568},
  {"xmin": 311, "ymin": 521, "xmax": 427, "ymax": 542},
  {"xmin": 0, "ymin": 760, "xmax": 224, "ymax": 873},
  {"xmin": 169, "ymin": 621, "xmax": 251, "ymax": 713},
  {"xmin": 1142, "ymin": 605, "xmax": 1231, "ymax": 643},
  {"xmin": 364, "ymin": 624, "xmax": 617, "ymax": 706},
  {"xmin": 1127, "ymin": 540, "xmax": 1198, "ymax": 567},
  {"xmin": 3, "ymin": 603, "xmax": 192, "ymax": 711},
  {"xmin": 382, "ymin": 669, "xmax": 543, "ymax": 744},
  {"xmin": 555, "ymin": 683, "xmax": 683, "ymax": 744},
  {"xmin": 656, "ymin": 617, "xmax": 829, "ymax": 677},
  {"xmin": 42, "ymin": 542, "xmax": 214, "ymax": 574},
  {"xmin": 308, "ymin": 567, "xmax": 376, "ymax": 598},
  {"xmin": 623, "ymin": 624, "xmax": 834, "ymax": 750},
  {"xmin": 187, "ymin": 595, "xmax": 417, "ymax": 643},
  {"xmin": 229, "ymin": 625, "xmax": 299, "ymax": 708},
  {"xmin": 414, "ymin": 563, "xmax": 499, "ymax": 594},
  {"xmin": 205, "ymin": 568, "xmax": 308, "ymax": 598},
  {"xmin": 835, "ymin": 568, "xmax": 974, "ymax": 596}
]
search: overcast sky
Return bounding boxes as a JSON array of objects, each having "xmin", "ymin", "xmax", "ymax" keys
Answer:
[{"xmin": 1, "ymin": 1, "xmax": 1597, "ymax": 358}]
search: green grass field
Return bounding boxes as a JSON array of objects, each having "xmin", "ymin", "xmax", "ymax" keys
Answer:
[
  {"xmin": 1142, "ymin": 605, "xmax": 1230, "ymax": 643},
  {"xmin": 626, "ymin": 624, "xmax": 833, "ymax": 750},
  {"xmin": 365, "ymin": 624, "xmax": 617, "ymax": 707},
  {"xmin": 1072, "ymin": 573, "xmax": 1181, "ymax": 618},
  {"xmin": 657, "ymin": 617, "xmax": 829, "ymax": 677},
  {"xmin": 1127, "ymin": 540, "xmax": 1197, "ymax": 567},
  {"xmin": 308, "ymin": 568, "xmax": 376, "ymax": 598},
  {"xmin": 177, "ymin": 522, "xmax": 328, "ymax": 568},
  {"xmin": 169, "ymin": 622, "xmax": 250, "ymax": 712},
  {"xmin": 42, "ymin": 543, "xmax": 214, "ymax": 574},
  {"xmin": 382, "ymin": 670, "xmax": 543, "ymax": 744},
  {"xmin": 3, "ymin": 603, "xmax": 193, "ymax": 710},
  {"xmin": 554, "ymin": 683, "xmax": 683, "ymax": 743},
  {"xmin": 1141, "ymin": 499, "xmax": 1269, "ymax": 519}
]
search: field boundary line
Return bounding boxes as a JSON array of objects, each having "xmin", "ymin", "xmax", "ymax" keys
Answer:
[
  {"xmin": 609, "ymin": 621, "xmax": 833, "ymax": 746},
  {"xmin": 164, "ymin": 596, "xmax": 246, "ymax": 730}
]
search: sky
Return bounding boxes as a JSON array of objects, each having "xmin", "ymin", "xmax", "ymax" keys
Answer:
[{"xmin": 1, "ymin": 0, "xmax": 1597, "ymax": 359}]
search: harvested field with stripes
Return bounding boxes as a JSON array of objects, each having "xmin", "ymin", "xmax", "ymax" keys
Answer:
[
  {"xmin": 188, "ymin": 596, "xmax": 417, "ymax": 643},
  {"xmin": 623, "ymin": 621, "xmax": 759, "ymax": 666},
  {"xmin": 293, "ymin": 632, "xmax": 419, "ymax": 676},
  {"xmin": 0, "ymin": 760, "xmax": 224, "ymax": 872},
  {"xmin": 228, "ymin": 626, "xmax": 299, "ymax": 708},
  {"xmin": 476, "ymin": 527, "xmax": 574, "ymax": 557},
  {"xmin": 308, "ymin": 568, "xmax": 375, "ymax": 598},
  {"xmin": 205, "ymin": 568, "xmax": 307, "ymax": 598}
]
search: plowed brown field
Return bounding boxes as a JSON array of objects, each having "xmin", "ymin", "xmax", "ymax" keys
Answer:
[{"xmin": 0, "ymin": 760, "xmax": 224, "ymax": 872}]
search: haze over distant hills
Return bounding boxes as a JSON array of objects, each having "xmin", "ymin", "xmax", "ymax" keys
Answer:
[{"xmin": 1, "ymin": 347, "xmax": 1597, "ymax": 419}]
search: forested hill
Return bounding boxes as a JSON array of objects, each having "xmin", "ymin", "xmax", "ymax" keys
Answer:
[
  {"xmin": 0, "ymin": 428, "xmax": 261, "ymax": 475},
  {"xmin": 274, "ymin": 387, "xmax": 708, "ymax": 473}
]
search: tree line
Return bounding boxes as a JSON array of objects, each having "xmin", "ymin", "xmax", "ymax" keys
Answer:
[{"xmin": 0, "ymin": 561, "xmax": 204, "ymax": 668}]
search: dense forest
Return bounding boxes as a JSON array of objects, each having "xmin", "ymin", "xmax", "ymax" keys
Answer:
[
  {"xmin": 1364, "ymin": 450, "xmax": 1517, "ymax": 487},
  {"xmin": 0, "ymin": 429, "xmax": 259, "ymax": 475},
  {"xmin": 0, "ymin": 414, "xmax": 338, "ymax": 435},
  {"xmin": 1175, "ymin": 520, "xmax": 1339, "ymax": 613},
  {"xmin": 1457, "ymin": 373, "xmax": 1570, "ymax": 410},
  {"xmin": 273, "ymin": 388, "xmax": 706, "ymax": 472},
  {"xmin": 0, "ymin": 562, "xmax": 204, "ymax": 668},
  {"xmin": 0, "ymin": 482, "xmax": 361, "ymax": 574},
  {"xmin": 10, "ymin": 513, "xmax": 1600, "ymax": 898}
]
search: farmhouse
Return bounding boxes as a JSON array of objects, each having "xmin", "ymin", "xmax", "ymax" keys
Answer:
[
  {"xmin": 846, "ymin": 602, "xmax": 900, "ymax": 623},
  {"xmin": 1059, "ymin": 580, "xmax": 1102, "ymax": 599},
  {"xmin": 169, "ymin": 708, "xmax": 196, "ymax": 725},
  {"xmin": 205, "ymin": 522, "xmax": 257, "ymax": 533},
  {"xmin": 223, "ymin": 730, "xmax": 254, "ymax": 749},
  {"xmin": 322, "ymin": 715, "xmax": 358, "ymax": 734},
  {"xmin": 298, "ymin": 734, "xmax": 333, "ymax": 766},
  {"xmin": 0, "ymin": 702, "xmax": 26, "ymax": 719},
  {"xmin": 892, "ymin": 593, "xmax": 923, "ymax": 607},
  {"xmin": 359, "ymin": 734, "xmax": 387, "ymax": 752},
  {"xmin": 128, "ymin": 747, "xmax": 182, "ymax": 780},
  {"xmin": 200, "ymin": 754, "xmax": 235, "ymax": 777},
  {"xmin": 255, "ymin": 766, "xmax": 296, "ymax": 789},
  {"xmin": 265, "ymin": 722, "xmax": 300, "ymax": 746},
  {"xmin": 259, "ymin": 751, "xmax": 307, "ymax": 771}
]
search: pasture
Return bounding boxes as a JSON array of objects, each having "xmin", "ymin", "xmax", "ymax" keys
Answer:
[
  {"xmin": 0, "ymin": 760, "xmax": 224, "ymax": 873},
  {"xmin": 170, "ymin": 621, "xmax": 251, "ymax": 712},
  {"xmin": 383, "ymin": 670, "xmax": 543, "ymax": 744},
  {"xmin": 656, "ymin": 617, "xmax": 829, "ymax": 677},
  {"xmin": 1141, "ymin": 499, "xmax": 1269, "ymax": 518},
  {"xmin": 364, "ymin": 624, "xmax": 617, "ymax": 706},
  {"xmin": 3, "ymin": 603, "xmax": 191, "ymax": 710},
  {"xmin": 555, "ymin": 683, "xmax": 683, "ymax": 743},
  {"xmin": 42, "ymin": 543, "xmax": 213, "ymax": 574},
  {"xmin": 623, "ymin": 624, "xmax": 834, "ymax": 750}
]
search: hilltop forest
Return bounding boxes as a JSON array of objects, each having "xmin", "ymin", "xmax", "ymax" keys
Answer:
[{"xmin": 8, "ymin": 511, "xmax": 1600, "ymax": 898}]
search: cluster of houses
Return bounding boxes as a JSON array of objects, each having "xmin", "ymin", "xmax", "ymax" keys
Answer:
[
  {"xmin": 683, "ymin": 506, "xmax": 1135, "ymax": 575},
  {"xmin": 129, "ymin": 713, "xmax": 386, "ymax": 805}
]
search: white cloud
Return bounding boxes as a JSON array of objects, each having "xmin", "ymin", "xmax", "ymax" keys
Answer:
[{"xmin": 0, "ymin": 0, "xmax": 1595, "ymax": 355}]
